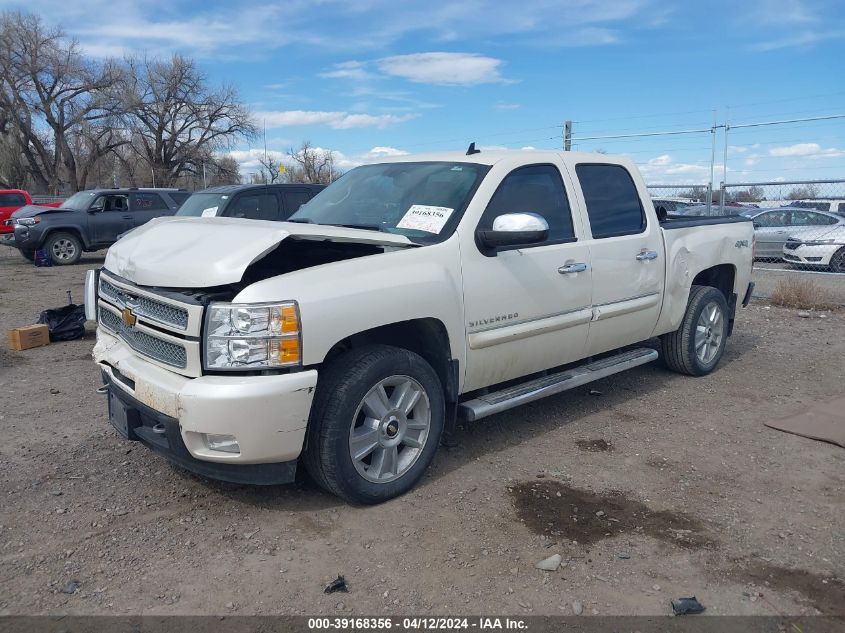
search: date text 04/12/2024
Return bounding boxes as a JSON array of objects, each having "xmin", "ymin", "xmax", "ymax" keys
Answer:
[{"xmin": 307, "ymin": 617, "xmax": 528, "ymax": 630}]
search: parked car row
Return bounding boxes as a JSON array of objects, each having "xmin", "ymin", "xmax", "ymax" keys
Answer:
[
  {"xmin": 646, "ymin": 198, "xmax": 845, "ymax": 272},
  {"xmin": 3, "ymin": 183, "xmax": 324, "ymax": 265}
]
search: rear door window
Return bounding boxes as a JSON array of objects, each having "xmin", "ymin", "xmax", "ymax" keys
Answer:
[
  {"xmin": 283, "ymin": 190, "xmax": 315, "ymax": 218},
  {"xmin": 224, "ymin": 193, "xmax": 280, "ymax": 221},
  {"xmin": 130, "ymin": 192, "xmax": 168, "ymax": 211},
  {"xmin": 754, "ymin": 211, "xmax": 788, "ymax": 227},
  {"xmin": 576, "ymin": 164, "xmax": 646, "ymax": 238}
]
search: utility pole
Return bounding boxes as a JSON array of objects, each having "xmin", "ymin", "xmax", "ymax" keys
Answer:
[
  {"xmin": 563, "ymin": 120, "xmax": 572, "ymax": 151},
  {"xmin": 720, "ymin": 107, "xmax": 730, "ymax": 214},
  {"xmin": 707, "ymin": 110, "xmax": 716, "ymax": 215}
]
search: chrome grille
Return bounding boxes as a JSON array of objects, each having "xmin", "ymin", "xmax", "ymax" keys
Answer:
[
  {"xmin": 100, "ymin": 278, "xmax": 189, "ymax": 330},
  {"xmin": 99, "ymin": 307, "xmax": 187, "ymax": 369}
]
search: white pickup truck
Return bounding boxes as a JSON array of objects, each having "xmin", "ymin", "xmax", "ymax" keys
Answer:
[{"xmin": 87, "ymin": 150, "xmax": 755, "ymax": 503}]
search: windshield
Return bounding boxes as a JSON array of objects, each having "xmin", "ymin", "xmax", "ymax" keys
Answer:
[
  {"xmin": 289, "ymin": 161, "xmax": 489, "ymax": 242},
  {"xmin": 176, "ymin": 193, "xmax": 232, "ymax": 217},
  {"xmin": 59, "ymin": 191, "xmax": 98, "ymax": 210}
]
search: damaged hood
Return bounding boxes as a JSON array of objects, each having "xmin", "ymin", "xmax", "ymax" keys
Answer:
[
  {"xmin": 104, "ymin": 216, "xmax": 413, "ymax": 287},
  {"xmin": 11, "ymin": 204, "xmax": 75, "ymax": 219}
]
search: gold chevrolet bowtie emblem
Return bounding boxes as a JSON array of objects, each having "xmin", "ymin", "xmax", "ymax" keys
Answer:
[{"xmin": 121, "ymin": 307, "xmax": 137, "ymax": 328}]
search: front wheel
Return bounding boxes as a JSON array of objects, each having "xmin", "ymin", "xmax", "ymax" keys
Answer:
[
  {"xmin": 303, "ymin": 345, "xmax": 445, "ymax": 504},
  {"xmin": 830, "ymin": 247, "xmax": 845, "ymax": 273},
  {"xmin": 661, "ymin": 285, "xmax": 729, "ymax": 376},
  {"xmin": 45, "ymin": 231, "xmax": 82, "ymax": 265}
]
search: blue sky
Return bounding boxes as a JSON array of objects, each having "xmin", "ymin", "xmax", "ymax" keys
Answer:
[{"xmin": 4, "ymin": 0, "xmax": 845, "ymax": 184}]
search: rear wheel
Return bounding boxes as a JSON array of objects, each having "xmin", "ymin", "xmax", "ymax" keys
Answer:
[
  {"xmin": 830, "ymin": 247, "xmax": 845, "ymax": 273},
  {"xmin": 45, "ymin": 231, "xmax": 82, "ymax": 265},
  {"xmin": 303, "ymin": 345, "xmax": 445, "ymax": 504},
  {"xmin": 661, "ymin": 285, "xmax": 729, "ymax": 376}
]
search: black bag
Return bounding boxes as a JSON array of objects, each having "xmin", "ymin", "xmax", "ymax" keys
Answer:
[{"xmin": 37, "ymin": 304, "xmax": 87, "ymax": 341}]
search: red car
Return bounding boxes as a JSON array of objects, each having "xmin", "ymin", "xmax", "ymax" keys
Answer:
[{"xmin": 0, "ymin": 190, "xmax": 61, "ymax": 234}]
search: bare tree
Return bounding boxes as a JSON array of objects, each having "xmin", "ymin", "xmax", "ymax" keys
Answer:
[
  {"xmin": 257, "ymin": 153, "xmax": 284, "ymax": 184},
  {"xmin": 285, "ymin": 141, "xmax": 341, "ymax": 184},
  {"xmin": 730, "ymin": 185, "xmax": 765, "ymax": 202},
  {"xmin": 0, "ymin": 11, "xmax": 126, "ymax": 193},
  {"xmin": 209, "ymin": 155, "xmax": 241, "ymax": 186},
  {"xmin": 786, "ymin": 184, "xmax": 820, "ymax": 200},
  {"xmin": 124, "ymin": 54, "xmax": 257, "ymax": 187}
]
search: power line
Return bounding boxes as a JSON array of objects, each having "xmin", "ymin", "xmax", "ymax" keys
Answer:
[{"xmin": 571, "ymin": 127, "xmax": 712, "ymax": 142}]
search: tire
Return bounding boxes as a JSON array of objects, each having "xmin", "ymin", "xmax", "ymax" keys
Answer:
[
  {"xmin": 20, "ymin": 249, "xmax": 35, "ymax": 262},
  {"xmin": 303, "ymin": 344, "xmax": 445, "ymax": 504},
  {"xmin": 661, "ymin": 285, "xmax": 729, "ymax": 376},
  {"xmin": 45, "ymin": 231, "xmax": 82, "ymax": 265},
  {"xmin": 830, "ymin": 247, "xmax": 845, "ymax": 273}
]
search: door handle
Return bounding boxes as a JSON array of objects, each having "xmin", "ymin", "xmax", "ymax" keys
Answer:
[
  {"xmin": 558, "ymin": 263, "xmax": 588, "ymax": 274},
  {"xmin": 636, "ymin": 250, "xmax": 659, "ymax": 261}
]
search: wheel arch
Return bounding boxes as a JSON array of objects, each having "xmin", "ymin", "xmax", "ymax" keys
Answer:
[
  {"xmin": 320, "ymin": 318, "xmax": 458, "ymax": 402},
  {"xmin": 691, "ymin": 263, "xmax": 736, "ymax": 302},
  {"xmin": 41, "ymin": 226, "xmax": 89, "ymax": 250}
]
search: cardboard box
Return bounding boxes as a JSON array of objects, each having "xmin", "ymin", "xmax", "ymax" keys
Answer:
[{"xmin": 8, "ymin": 324, "xmax": 50, "ymax": 350}]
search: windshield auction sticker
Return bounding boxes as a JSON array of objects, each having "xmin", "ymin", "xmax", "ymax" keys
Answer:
[{"xmin": 397, "ymin": 205, "xmax": 454, "ymax": 233}]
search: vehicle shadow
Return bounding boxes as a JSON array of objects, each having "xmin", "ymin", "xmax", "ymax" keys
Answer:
[{"xmin": 196, "ymin": 329, "xmax": 760, "ymax": 512}]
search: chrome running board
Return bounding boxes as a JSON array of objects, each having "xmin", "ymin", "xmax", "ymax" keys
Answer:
[{"xmin": 458, "ymin": 347, "xmax": 658, "ymax": 422}]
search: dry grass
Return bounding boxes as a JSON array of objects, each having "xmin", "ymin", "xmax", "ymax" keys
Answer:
[{"xmin": 769, "ymin": 277, "xmax": 838, "ymax": 311}]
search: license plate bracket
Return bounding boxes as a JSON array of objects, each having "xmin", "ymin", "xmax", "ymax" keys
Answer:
[{"xmin": 108, "ymin": 390, "xmax": 134, "ymax": 439}]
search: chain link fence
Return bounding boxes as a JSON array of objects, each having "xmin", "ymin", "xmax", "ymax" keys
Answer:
[{"xmin": 648, "ymin": 179, "xmax": 845, "ymax": 307}]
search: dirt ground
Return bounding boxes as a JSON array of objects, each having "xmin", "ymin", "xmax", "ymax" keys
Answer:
[{"xmin": 0, "ymin": 245, "xmax": 843, "ymax": 617}]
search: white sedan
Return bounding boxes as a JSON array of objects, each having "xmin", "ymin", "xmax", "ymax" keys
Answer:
[{"xmin": 783, "ymin": 225, "xmax": 845, "ymax": 272}]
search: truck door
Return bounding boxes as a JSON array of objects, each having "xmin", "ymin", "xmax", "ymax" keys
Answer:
[
  {"xmin": 572, "ymin": 163, "xmax": 664, "ymax": 356},
  {"xmin": 461, "ymin": 163, "xmax": 593, "ymax": 392},
  {"xmin": 89, "ymin": 194, "xmax": 132, "ymax": 245}
]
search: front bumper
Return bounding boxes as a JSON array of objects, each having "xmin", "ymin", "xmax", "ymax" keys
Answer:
[
  {"xmin": 12, "ymin": 225, "xmax": 38, "ymax": 249},
  {"xmin": 94, "ymin": 329, "xmax": 318, "ymax": 483},
  {"xmin": 782, "ymin": 243, "xmax": 838, "ymax": 266}
]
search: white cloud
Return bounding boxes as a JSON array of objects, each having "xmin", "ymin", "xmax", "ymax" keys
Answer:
[
  {"xmin": 228, "ymin": 145, "xmax": 411, "ymax": 175},
  {"xmin": 769, "ymin": 143, "xmax": 845, "ymax": 158},
  {"xmin": 377, "ymin": 52, "xmax": 507, "ymax": 85},
  {"xmin": 227, "ymin": 148, "xmax": 288, "ymax": 171},
  {"xmin": 494, "ymin": 103, "xmax": 521, "ymax": 111},
  {"xmin": 319, "ymin": 61, "xmax": 376, "ymax": 82},
  {"xmin": 256, "ymin": 110, "xmax": 417, "ymax": 129},
  {"xmin": 365, "ymin": 146, "xmax": 409, "ymax": 157},
  {"xmin": 636, "ymin": 154, "xmax": 721, "ymax": 183},
  {"xmin": 751, "ymin": 29, "xmax": 845, "ymax": 51}
]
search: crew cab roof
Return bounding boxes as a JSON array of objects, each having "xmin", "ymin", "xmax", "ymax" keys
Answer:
[
  {"xmin": 371, "ymin": 149, "xmax": 630, "ymax": 167},
  {"xmin": 198, "ymin": 183, "xmax": 325, "ymax": 195}
]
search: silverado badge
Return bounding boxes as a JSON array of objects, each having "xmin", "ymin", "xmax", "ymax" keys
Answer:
[{"xmin": 121, "ymin": 307, "xmax": 137, "ymax": 328}]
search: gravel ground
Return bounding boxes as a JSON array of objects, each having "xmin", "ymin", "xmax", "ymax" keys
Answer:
[{"xmin": 0, "ymin": 246, "xmax": 843, "ymax": 617}]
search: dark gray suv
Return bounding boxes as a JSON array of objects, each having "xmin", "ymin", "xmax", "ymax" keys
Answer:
[{"xmin": 8, "ymin": 188, "xmax": 190, "ymax": 265}]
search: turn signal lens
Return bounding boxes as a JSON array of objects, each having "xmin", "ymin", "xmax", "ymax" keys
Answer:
[
  {"xmin": 280, "ymin": 304, "xmax": 299, "ymax": 333},
  {"xmin": 272, "ymin": 337, "xmax": 300, "ymax": 364}
]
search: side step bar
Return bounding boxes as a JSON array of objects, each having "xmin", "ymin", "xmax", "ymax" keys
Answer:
[{"xmin": 458, "ymin": 347, "xmax": 658, "ymax": 422}]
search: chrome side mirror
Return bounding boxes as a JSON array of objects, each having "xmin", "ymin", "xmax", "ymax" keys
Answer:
[{"xmin": 477, "ymin": 212, "xmax": 549, "ymax": 251}]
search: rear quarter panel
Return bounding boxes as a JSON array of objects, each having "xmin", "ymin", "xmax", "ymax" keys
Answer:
[{"xmin": 653, "ymin": 220, "xmax": 754, "ymax": 336}]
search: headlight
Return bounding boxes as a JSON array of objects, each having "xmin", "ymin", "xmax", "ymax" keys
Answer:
[
  {"xmin": 803, "ymin": 239, "xmax": 837, "ymax": 245},
  {"xmin": 16, "ymin": 217, "xmax": 40, "ymax": 226},
  {"xmin": 204, "ymin": 301, "xmax": 301, "ymax": 370}
]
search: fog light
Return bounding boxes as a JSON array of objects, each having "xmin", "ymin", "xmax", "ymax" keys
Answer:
[{"xmin": 204, "ymin": 433, "xmax": 240, "ymax": 454}]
